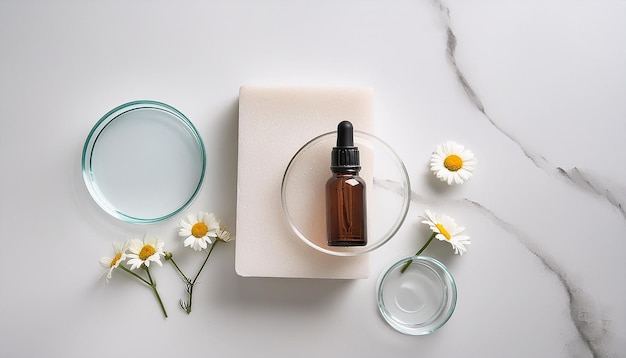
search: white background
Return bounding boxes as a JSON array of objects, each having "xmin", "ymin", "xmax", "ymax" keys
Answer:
[{"xmin": 1, "ymin": 1, "xmax": 625, "ymax": 357}]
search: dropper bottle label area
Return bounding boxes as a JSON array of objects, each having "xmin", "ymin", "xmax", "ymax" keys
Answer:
[{"xmin": 325, "ymin": 121, "xmax": 367, "ymax": 247}]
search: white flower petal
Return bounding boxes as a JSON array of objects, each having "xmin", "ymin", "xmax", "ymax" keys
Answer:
[
  {"xmin": 206, "ymin": 213, "xmax": 220, "ymax": 230},
  {"xmin": 458, "ymin": 169, "xmax": 472, "ymax": 180},
  {"xmin": 100, "ymin": 257, "xmax": 112, "ymax": 267},
  {"xmin": 453, "ymin": 173, "xmax": 464, "ymax": 184},
  {"xmin": 451, "ymin": 142, "xmax": 464, "ymax": 153},
  {"xmin": 448, "ymin": 226, "xmax": 465, "ymax": 236},
  {"xmin": 441, "ymin": 142, "xmax": 450, "ymax": 154},
  {"xmin": 218, "ymin": 228, "xmax": 233, "ymax": 242},
  {"xmin": 126, "ymin": 258, "xmax": 141, "ymax": 270},
  {"xmin": 184, "ymin": 236, "xmax": 195, "ymax": 248}
]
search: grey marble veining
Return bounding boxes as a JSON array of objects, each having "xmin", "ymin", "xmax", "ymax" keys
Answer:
[
  {"xmin": 435, "ymin": 0, "xmax": 553, "ymax": 169},
  {"xmin": 436, "ymin": 0, "xmax": 486, "ymax": 115},
  {"xmin": 375, "ymin": 177, "xmax": 613, "ymax": 358},
  {"xmin": 437, "ymin": 0, "xmax": 626, "ymax": 222},
  {"xmin": 465, "ymin": 199, "xmax": 607, "ymax": 358},
  {"xmin": 558, "ymin": 167, "xmax": 626, "ymax": 220}
]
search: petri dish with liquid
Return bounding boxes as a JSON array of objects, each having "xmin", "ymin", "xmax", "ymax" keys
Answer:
[
  {"xmin": 82, "ymin": 100, "xmax": 205, "ymax": 224},
  {"xmin": 377, "ymin": 256, "xmax": 457, "ymax": 335}
]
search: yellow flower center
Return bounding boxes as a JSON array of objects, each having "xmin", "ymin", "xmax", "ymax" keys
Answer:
[
  {"xmin": 443, "ymin": 154, "xmax": 463, "ymax": 171},
  {"xmin": 139, "ymin": 245, "xmax": 156, "ymax": 260},
  {"xmin": 435, "ymin": 224, "xmax": 451, "ymax": 240},
  {"xmin": 191, "ymin": 222, "xmax": 209, "ymax": 238},
  {"xmin": 110, "ymin": 252, "xmax": 122, "ymax": 268}
]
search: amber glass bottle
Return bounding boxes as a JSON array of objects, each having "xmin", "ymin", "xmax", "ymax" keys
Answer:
[{"xmin": 326, "ymin": 121, "xmax": 367, "ymax": 246}]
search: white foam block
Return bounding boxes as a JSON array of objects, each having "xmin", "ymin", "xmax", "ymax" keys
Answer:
[{"xmin": 235, "ymin": 86, "xmax": 373, "ymax": 279}]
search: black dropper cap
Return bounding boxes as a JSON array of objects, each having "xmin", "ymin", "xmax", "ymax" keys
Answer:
[{"xmin": 330, "ymin": 121, "xmax": 361, "ymax": 174}]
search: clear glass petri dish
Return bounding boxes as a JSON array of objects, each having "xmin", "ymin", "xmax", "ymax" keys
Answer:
[
  {"xmin": 82, "ymin": 100, "xmax": 205, "ymax": 224},
  {"xmin": 377, "ymin": 256, "xmax": 457, "ymax": 335},
  {"xmin": 281, "ymin": 130, "xmax": 410, "ymax": 256}
]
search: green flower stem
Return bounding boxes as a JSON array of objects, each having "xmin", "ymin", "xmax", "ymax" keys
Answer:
[
  {"xmin": 174, "ymin": 240, "xmax": 221, "ymax": 314},
  {"xmin": 166, "ymin": 256, "xmax": 193, "ymax": 313},
  {"xmin": 186, "ymin": 240, "xmax": 220, "ymax": 314},
  {"xmin": 119, "ymin": 265, "xmax": 168, "ymax": 318},
  {"xmin": 192, "ymin": 240, "xmax": 219, "ymax": 285},
  {"xmin": 145, "ymin": 266, "xmax": 168, "ymax": 318},
  {"xmin": 400, "ymin": 232, "xmax": 437, "ymax": 273},
  {"xmin": 184, "ymin": 281, "xmax": 194, "ymax": 314},
  {"xmin": 169, "ymin": 257, "xmax": 191, "ymax": 284},
  {"xmin": 119, "ymin": 265, "xmax": 151, "ymax": 286}
]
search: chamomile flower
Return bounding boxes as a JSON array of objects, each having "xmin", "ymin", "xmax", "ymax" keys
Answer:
[
  {"xmin": 99, "ymin": 241, "xmax": 128, "ymax": 283},
  {"xmin": 421, "ymin": 210, "xmax": 471, "ymax": 255},
  {"xmin": 171, "ymin": 212, "xmax": 233, "ymax": 314},
  {"xmin": 430, "ymin": 141, "xmax": 477, "ymax": 185},
  {"xmin": 179, "ymin": 212, "xmax": 220, "ymax": 251},
  {"xmin": 216, "ymin": 225, "xmax": 233, "ymax": 242},
  {"xmin": 126, "ymin": 234, "xmax": 165, "ymax": 270}
]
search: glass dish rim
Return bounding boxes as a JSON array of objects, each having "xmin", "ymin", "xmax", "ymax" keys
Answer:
[
  {"xmin": 280, "ymin": 129, "xmax": 411, "ymax": 256},
  {"xmin": 376, "ymin": 255, "xmax": 457, "ymax": 335},
  {"xmin": 81, "ymin": 100, "xmax": 206, "ymax": 224}
]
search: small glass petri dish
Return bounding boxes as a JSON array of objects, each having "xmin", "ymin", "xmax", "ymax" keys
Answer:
[
  {"xmin": 82, "ymin": 100, "xmax": 205, "ymax": 224},
  {"xmin": 377, "ymin": 256, "xmax": 457, "ymax": 335},
  {"xmin": 281, "ymin": 130, "xmax": 410, "ymax": 256}
]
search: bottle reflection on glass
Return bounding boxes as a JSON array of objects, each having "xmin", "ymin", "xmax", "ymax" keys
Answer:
[{"xmin": 326, "ymin": 121, "xmax": 367, "ymax": 246}]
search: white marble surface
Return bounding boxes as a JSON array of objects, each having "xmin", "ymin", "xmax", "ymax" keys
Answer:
[{"xmin": 1, "ymin": 1, "xmax": 624, "ymax": 357}]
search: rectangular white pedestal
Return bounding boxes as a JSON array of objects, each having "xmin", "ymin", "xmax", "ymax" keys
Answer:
[{"xmin": 235, "ymin": 85, "xmax": 373, "ymax": 279}]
